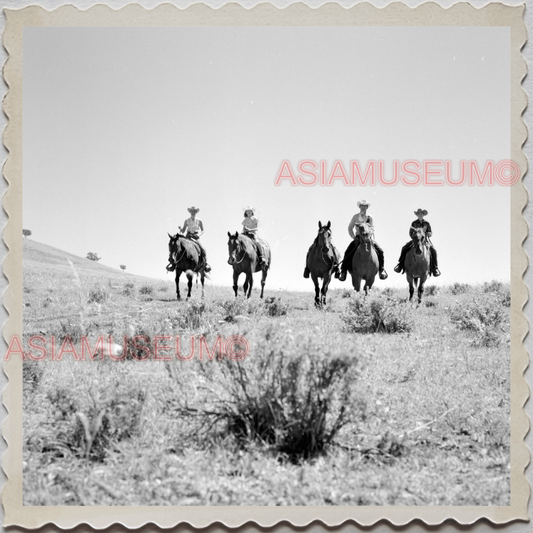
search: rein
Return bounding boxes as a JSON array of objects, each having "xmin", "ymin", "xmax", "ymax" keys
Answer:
[{"xmin": 231, "ymin": 239, "xmax": 247, "ymax": 264}]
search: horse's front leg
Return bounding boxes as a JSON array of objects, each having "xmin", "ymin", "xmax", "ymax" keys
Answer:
[
  {"xmin": 175, "ymin": 270, "xmax": 181, "ymax": 300},
  {"xmin": 311, "ymin": 273, "xmax": 320, "ymax": 307},
  {"xmin": 418, "ymin": 275, "xmax": 426, "ymax": 304},
  {"xmin": 246, "ymin": 271, "xmax": 254, "ymax": 299},
  {"xmin": 260, "ymin": 266, "xmax": 268, "ymax": 299},
  {"xmin": 321, "ymin": 273, "xmax": 331, "ymax": 306},
  {"xmin": 186, "ymin": 272, "xmax": 193, "ymax": 299},
  {"xmin": 200, "ymin": 271, "xmax": 205, "ymax": 299},
  {"xmin": 233, "ymin": 270, "xmax": 239, "ymax": 298},
  {"xmin": 408, "ymin": 277, "xmax": 415, "ymax": 301}
]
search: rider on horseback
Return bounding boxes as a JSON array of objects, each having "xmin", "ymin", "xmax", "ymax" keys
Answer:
[
  {"xmin": 338, "ymin": 200, "xmax": 388, "ymax": 281},
  {"xmin": 167, "ymin": 206, "xmax": 211, "ymax": 272},
  {"xmin": 242, "ymin": 206, "xmax": 267, "ymax": 269},
  {"xmin": 393, "ymin": 209, "xmax": 441, "ymax": 276}
]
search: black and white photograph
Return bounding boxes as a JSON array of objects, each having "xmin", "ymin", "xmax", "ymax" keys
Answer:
[{"xmin": 1, "ymin": 0, "xmax": 529, "ymax": 529}]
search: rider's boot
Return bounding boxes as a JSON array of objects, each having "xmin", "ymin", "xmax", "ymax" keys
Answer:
[{"xmin": 303, "ymin": 267, "xmax": 310, "ymax": 279}]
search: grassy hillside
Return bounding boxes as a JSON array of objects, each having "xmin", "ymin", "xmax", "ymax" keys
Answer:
[
  {"xmin": 23, "ymin": 238, "xmax": 131, "ymax": 278},
  {"xmin": 22, "ymin": 240, "xmax": 511, "ymax": 506}
]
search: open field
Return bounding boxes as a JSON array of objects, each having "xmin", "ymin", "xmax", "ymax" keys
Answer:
[{"xmin": 22, "ymin": 239, "xmax": 511, "ymax": 506}]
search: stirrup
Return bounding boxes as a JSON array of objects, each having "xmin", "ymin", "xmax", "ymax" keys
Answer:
[
  {"xmin": 303, "ymin": 268, "xmax": 310, "ymax": 279},
  {"xmin": 166, "ymin": 263, "xmax": 175, "ymax": 272},
  {"xmin": 393, "ymin": 264, "xmax": 402, "ymax": 274},
  {"xmin": 339, "ymin": 271, "xmax": 347, "ymax": 282},
  {"xmin": 379, "ymin": 269, "xmax": 388, "ymax": 280},
  {"xmin": 433, "ymin": 268, "xmax": 441, "ymax": 277}
]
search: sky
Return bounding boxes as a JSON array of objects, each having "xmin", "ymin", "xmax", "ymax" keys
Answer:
[{"xmin": 23, "ymin": 26, "xmax": 511, "ymax": 291}]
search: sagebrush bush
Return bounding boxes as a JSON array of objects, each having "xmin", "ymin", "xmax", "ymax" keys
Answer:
[
  {"xmin": 176, "ymin": 326, "xmax": 367, "ymax": 460},
  {"xmin": 219, "ymin": 298, "xmax": 263, "ymax": 322},
  {"xmin": 449, "ymin": 296, "xmax": 506, "ymax": 347},
  {"xmin": 341, "ymin": 294, "xmax": 414, "ymax": 334},
  {"xmin": 139, "ymin": 285, "xmax": 154, "ymax": 295},
  {"xmin": 87, "ymin": 286, "xmax": 107, "ymax": 304},
  {"xmin": 424, "ymin": 285, "xmax": 439, "ymax": 297},
  {"xmin": 263, "ymin": 296, "xmax": 289, "ymax": 317},
  {"xmin": 449, "ymin": 282, "xmax": 470, "ymax": 295}
]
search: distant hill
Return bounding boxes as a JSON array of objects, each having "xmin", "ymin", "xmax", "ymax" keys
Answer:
[{"xmin": 23, "ymin": 239, "xmax": 132, "ymax": 279}]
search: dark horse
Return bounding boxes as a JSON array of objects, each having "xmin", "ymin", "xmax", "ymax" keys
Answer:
[
  {"xmin": 350, "ymin": 223, "xmax": 379, "ymax": 295},
  {"xmin": 306, "ymin": 221, "xmax": 340, "ymax": 307},
  {"xmin": 167, "ymin": 233, "xmax": 206, "ymax": 300},
  {"xmin": 404, "ymin": 226, "xmax": 430, "ymax": 303},
  {"xmin": 227, "ymin": 232, "xmax": 271, "ymax": 298}
]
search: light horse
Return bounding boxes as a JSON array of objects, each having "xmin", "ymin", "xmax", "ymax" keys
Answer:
[
  {"xmin": 227, "ymin": 232, "xmax": 271, "ymax": 299},
  {"xmin": 350, "ymin": 222, "xmax": 379, "ymax": 295},
  {"xmin": 167, "ymin": 233, "xmax": 206, "ymax": 300},
  {"xmin": 306, "ymin": 221, "xmax": 340, "ymax": 307},
  {"xmin": 404, "ymin": 226, "xmax": 430, "ymax": 303}
]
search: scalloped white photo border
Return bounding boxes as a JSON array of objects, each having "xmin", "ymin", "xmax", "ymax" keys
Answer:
[{"xmin": 1, "ymin": 2, "xmax": 529, "ymax": 529}]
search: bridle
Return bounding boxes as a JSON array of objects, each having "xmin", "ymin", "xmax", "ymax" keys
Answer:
[{"xmin": 229, "ymin": 237, "xmax": 247, "ymax": 265}]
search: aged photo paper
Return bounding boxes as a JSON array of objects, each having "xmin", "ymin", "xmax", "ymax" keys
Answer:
[{"xmin": 2, "ymin": 1, "xmax": 529, "ymax": 529}]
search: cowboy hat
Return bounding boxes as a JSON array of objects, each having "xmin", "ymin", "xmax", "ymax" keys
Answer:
[
  {"xmin": 357, "ymin": 199, "xmax": 370, "ymax": 208},
  {"xmin": 414, "ymin": 208, "xmax": 428, "ymax": 216},
  {"xmin": 187, "ymin": 206, "xmax": 200, "ymax": 214},
  {"xmin": 243, "ymin": 205, "xmax": 255, "ymax": 215}
]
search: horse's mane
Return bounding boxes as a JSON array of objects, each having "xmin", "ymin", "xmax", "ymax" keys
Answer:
[
  {"xmin": 172, "ymin": 234, "xmax": 200, "ymax": 261},
  {"xmin": 237, "ymin": 234, "xmax": 257, "ymax": 256}
]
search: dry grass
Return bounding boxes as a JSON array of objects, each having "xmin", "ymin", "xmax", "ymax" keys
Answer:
[{"xmin": 22, "ymin": 241, "xmax": 510, "ymax": 506}]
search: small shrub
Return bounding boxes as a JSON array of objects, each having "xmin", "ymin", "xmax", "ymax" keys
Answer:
[
  {"xmin": 450, "ymin": 282, "xmax": 470, "ymax": 295},
  {"xmin": 87, "ymin": 287, "xmax": 107, "ymax": 304},
  {"xmin": 47, "ymin": 381, "xmax": 146, "ymax": 461},
  {"xmin": 220, "ymin": 299, "xmax": 263, "ymax": 322},
  {"xmin": 139, "ymin": 285, "xmax": 154, "ymax": 295},
  {"xmin": 424, "ymin": 285, "xmax": 439, "ymax": 297},
  {"xmin": 341, "ymin": 290, "xmax": 352, "ymax": 299},
  {"xmin": 342, "ymin": 294, "xmax": 414, "ymax": 334},
  {"xmin": 483, "ymin": 280, "xmax": 503, "ymax": 293},
  {"xmin": 264, "ymin": 297, "xmax": 289, "ymax": 317},
  {"xmin": 23, "ymin": 360, "xmax": 44, "ymax": 392},
  {"xmin": 449, "ymin": 296, "xmax": 505, "ymax": 347},
  {"xmin": 176, "ymin": 327, "xmax": 368, "ymax": 461}
]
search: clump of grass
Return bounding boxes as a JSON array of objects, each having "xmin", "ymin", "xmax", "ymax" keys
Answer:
[
  {"xmin": 172, "ymin": 301, "xmax": 212, "ymax": 331},
  {"xmin": 219, "ymin": 299, "xmax": 264, "ymax": 322},
  {"xmin": 87, "ymin": 286, "xmax": 107, "ymax": 304},
  {"xmin": 483, "ymin": 280, "xmax": 503, "ymax": 293},
  {"xmin": 424, "ymin": 285, "xmax": 439, "ymax": 296},
  {"xmin": 263, "ymin": 296, "xmax": 289, "ymax": 317},
  {"xmin": 341, "ymin": 294, "xmax": 414, "ymax": 334},
  {"xmin": 47, "ymin": 381, "xmax": 146, "ymax": 461},
  {"xmin": 176, "ymin": 327, "xmax": 368, "ymax": 461},
  {"xmin": 122, "ymin": 284, "xmax": 135, "ymax": 296},
  {"xmin": 23, "ymin": 360, "xmax": 44, "ymax": 392},
  {"xmin": 59, "ymin": 320, "xmax": 84, "ymax": 343},
  {"xmin": 449, "ymin": 296, "xmax": 505, "ymax": 347},
  {"xmin": 139, "ymin": 285, "xmax": 154, "ymax": 295},
  {"xmin": 449, "ymin": 282, "xmax": 470, "ymax": 295}
]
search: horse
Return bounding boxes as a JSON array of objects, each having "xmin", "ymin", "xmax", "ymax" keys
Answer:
[
  {"xmin": 227, "ymin": 232, "xmax": 271, "ymax": 299},
  {"xmin": 167, "ymin": 233, "xmax": 206, "ymax": 300},
  {"xmin": 306, "ymin": 221, "xmax": 340, "ymax": 307},
  {"xmin": 404, "ymin": 226, "xmax": 430, "ymax": 303},
  {"xmin": 350, "ymin": 222, "xmax": 379, "ymax": 295}
]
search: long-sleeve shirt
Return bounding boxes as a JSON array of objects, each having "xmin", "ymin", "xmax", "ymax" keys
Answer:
[{"xmin": 410, "ymin": 219, "xmax": 432, "ymax": 239}]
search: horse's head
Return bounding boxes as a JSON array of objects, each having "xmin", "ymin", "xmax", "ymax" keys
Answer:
[
  {"xmin": 357, "ymin": 223, "xmax": 374, "ymax": 243},
  {"xmin": 410, "ymin": 226, "xmax": 428, "ymax": 255},
  {"xmin": 227, "ymin": 231, "xmax": 240, "ymax": 265},
  {"xmin": 168, "ymin": 233, "xmax": 179, "ymax": 261},
  {"xmin": 317, "ymin": 221, "xmax": 332, "ymax": 253}
]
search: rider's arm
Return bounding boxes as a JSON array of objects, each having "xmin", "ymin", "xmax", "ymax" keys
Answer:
[
  {"xmin": 197, "ymin": 220, "xmax": 204, "ymax": 237},
  {"xmin": 425, "ymin": 221, "xmax": 432, "ymax": 238}
]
